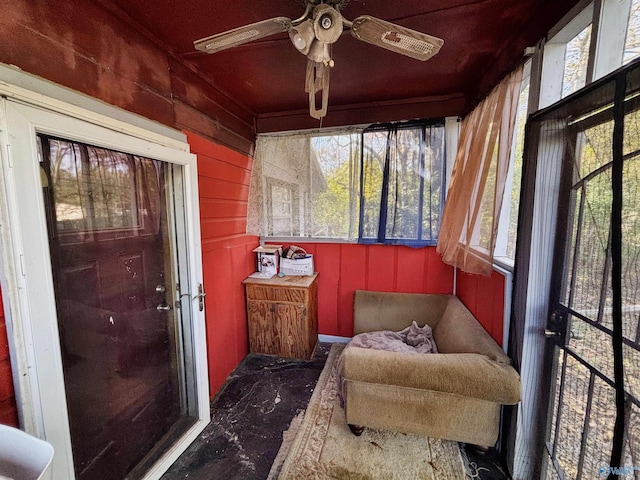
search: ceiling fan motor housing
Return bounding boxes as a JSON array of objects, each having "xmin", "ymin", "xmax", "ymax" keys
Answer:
[{"xmin": 313, "ymin": 4, "xmax": 343, "ymax": 44}]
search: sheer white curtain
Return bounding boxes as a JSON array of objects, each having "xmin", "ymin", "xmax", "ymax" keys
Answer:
[
  {"xmin": 247, "ymin": 131, "xmax": 361, "ymax": 238},
  {"xmin": 246, "ymin": 134, "xmax": 310, "ymax": 236}
]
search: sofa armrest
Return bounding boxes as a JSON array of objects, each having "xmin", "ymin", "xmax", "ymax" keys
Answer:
[
  {"xmin": 341, "ymin": 346, "xmax": 521, "ymax": 405},
  {"xmin": 433, "ymin": 296, "xmax": 512, "ymax": 365}
]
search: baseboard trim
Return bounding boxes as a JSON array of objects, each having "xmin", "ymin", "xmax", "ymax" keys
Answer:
[{"xmin": 318, "ymin": 334, "xmax": 351, "ymax": 344}]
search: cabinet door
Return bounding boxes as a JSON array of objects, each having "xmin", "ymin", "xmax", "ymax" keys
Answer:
[
  {"xmin": 276, "ymin": 303, "xmax": 308, "ymax": 359},
  {"xmin": 247, "ymin": 300, "xmax": 279, "ymax": 355}
]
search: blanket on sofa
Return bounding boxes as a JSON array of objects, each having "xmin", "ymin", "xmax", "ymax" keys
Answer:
[
  {"xmin": 347, "ymin": 321, "xmax": 438, "ymax": 354},
  {"xmin": 337, "ymin": 322, "xmax": 437, "ymax": 407}
]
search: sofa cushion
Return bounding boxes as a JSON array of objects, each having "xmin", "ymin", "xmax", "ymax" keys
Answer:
[
  {"xmin": 353, "ymin": 291, "xmax": 449, "ymax": 334},
  {"xmin": 341, "ymin": 346, "xmax": 521, "ymax": 405}
]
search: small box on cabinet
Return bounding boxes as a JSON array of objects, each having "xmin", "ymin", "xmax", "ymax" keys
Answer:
[
  {"xmin": 280, "ymin": 255, "xmax": 314, "ymax": 276},
  {"xmin": 253, "ymin": 245, "xmax": 282, "ymax": 277}
]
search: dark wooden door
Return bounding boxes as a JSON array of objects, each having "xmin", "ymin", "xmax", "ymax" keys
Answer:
[{"xmin": 39, "ymin": 135, "xmax": 181, "ymax": 480}]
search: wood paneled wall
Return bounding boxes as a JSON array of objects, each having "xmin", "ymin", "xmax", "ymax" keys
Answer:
[
  {"xmin": 284, "ymin": 244, "xmax": 454, "ymax": 337},
  {"xmin": 0, "ymin": 287, "xmax": 19, "ymax": 426},
  {"xmin": 456, "ymin": 269, "xmax": 506, "ymax": 345},
  {"xmin": 0, "ymin": 0, "xmax": 255, "ymax": 155},
  {"xmin": 187, "ymin": 132, "xmax": 259, "ymax": 397}
]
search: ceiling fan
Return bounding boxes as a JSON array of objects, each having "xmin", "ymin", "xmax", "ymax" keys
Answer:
[{"xmin": 194, "ymin": 0, "xmax": 444, "ymax": 120}]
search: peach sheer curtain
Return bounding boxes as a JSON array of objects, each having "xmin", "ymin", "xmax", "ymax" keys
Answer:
[{"xmin": 437, "ymin": 66, "xmax": 523, "ymax": 276}]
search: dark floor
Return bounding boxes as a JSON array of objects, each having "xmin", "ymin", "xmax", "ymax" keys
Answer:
[{"xmin": 162, "ymin": 343, "xmax": 510, "ymax": 480}]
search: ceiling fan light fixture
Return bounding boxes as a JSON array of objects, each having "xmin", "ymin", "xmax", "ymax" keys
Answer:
[
  {"xmin": 194, "ymin": 1, "xmax": 444, "ymax": 121},
  {"xmin": 289, "ymin": 19, "xmax": 315, "ymax": 55}
]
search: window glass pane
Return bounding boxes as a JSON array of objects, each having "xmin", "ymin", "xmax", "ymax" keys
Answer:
[
  {"xmin": 422, "ymin": 125, "xmax": 445, "ymax": 241},
  {"xmin": 360, "ymin": 130, "xmax": 386, "ymax": 239},
  {"xmin": 46, "ymin": 138, "xmax": 158, "ymax": 236},
  {"xmin": 360, "ymin": 123, "xmax": 445, "ymax": 245},
  {"xmin": 476, "ymin": 146, "xmax": 498, "ymax": 251},
  {"xmin": 562, "ymin": 24, "xmax": 592, "ymax": 98},
  {"xmin": 310, "ymin": 134, "xmax": 361, "ymax": 238},
  {"xmin": 624, "ymin": 0, "xmax": 640, "ymax": 65},
  {"xmin": 385, "ymin": 128, "xmax": 422, "ymax": 240}
]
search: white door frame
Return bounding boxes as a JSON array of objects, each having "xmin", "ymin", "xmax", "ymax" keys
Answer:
[{"xmin": 0, "ymin": 72, "xmax": 210, "ymax": 480}]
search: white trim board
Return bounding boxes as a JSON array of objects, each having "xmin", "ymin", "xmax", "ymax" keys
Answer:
[{"xmin": 0, "ymin": 63, "xmax": 187, "ymax": 150}]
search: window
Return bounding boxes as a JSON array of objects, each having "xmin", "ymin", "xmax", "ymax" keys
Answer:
[
  {"xmin": 438, "ymin": 67, "xmax": 523, "ymax": 274},
  {"xmin": 562, "ymin": 24, "xmax": 592, "ymax": 98},
  {"xmin": 493, "ymin": 0, "xmax": 640, "ymax": 269},
  {"xmin": 562, "ymin": 25, "xmax": 591, "ymax": 98},
  {"xmin": 266, "ymin": 179, "xmax": 298, "ymax": 236},
  {"xmin": 39, "ymin": 135, "xmax": 161, "ymax": 242},
  {"xmin": 309, "ymin": 133, "xmax": 361, "ymax": 238},
  {"xmin": 359, "ymin": 121, "xmax": 445, "ymax": 246},
  {"xmin": 247, "ymin": 120, "xmax": 452, "ymax": 245}
]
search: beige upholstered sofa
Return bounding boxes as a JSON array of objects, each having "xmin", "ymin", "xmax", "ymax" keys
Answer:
[{"xmin": 340, "ymin": 290, "xmax": 521, "ymax": 446}]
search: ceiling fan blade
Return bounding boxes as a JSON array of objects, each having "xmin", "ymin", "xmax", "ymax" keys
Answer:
[
  {"xmin": 194, "ymin": 17, "xmax": 292, "ymax": 54},
  {"xmin": 350, "ymin": 15, "xmax": 443, "ymax": 61}
]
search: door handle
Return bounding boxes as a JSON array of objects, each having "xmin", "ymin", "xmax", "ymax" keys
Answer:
[
  {"xmin": 194, "ymin": 283, "xmax": 206, "ymax": 312},
  {"xmin": 157, "ymin": 303, "xmax": 172, "ymax": 312}
]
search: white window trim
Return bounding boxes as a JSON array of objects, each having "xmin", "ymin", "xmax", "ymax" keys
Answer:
[
  {"xmin": 0, "ymin": 66, "xmax": 210, "ymax": 480},
  {"xmin": 540, "ymin": 2, "xmax": 595, "ymax": 109},
  {"xmin": 593, "ymin": 0, "xmax": 633, "ymax": 80}
]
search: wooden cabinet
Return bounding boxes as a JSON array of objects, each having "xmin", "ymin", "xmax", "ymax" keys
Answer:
[{"xmin": 243, "ymin": 273, "xmax": 318, "ymax": 359}]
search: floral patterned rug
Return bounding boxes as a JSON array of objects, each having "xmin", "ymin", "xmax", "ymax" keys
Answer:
[{"xmin": 269, "ymin": 343, "xmax": 468, "ymax": 480}]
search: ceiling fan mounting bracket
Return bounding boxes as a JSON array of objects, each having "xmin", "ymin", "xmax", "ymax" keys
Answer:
[{"xmin": 294, "ymin": 0, "xmax": 351, "ymax": 12}]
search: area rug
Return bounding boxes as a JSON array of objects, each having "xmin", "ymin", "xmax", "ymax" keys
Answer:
[{"xmin": 269, "ymin": 343, "xmax": 469, "ymax": 480}]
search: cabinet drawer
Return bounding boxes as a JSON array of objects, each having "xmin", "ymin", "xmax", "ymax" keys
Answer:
[{"xmin": 246, "ymin": 285, "xmax": 306, "ymax": 303}]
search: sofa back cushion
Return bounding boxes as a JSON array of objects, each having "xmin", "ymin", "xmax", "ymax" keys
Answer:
[
  {"xmin": 433, "ymin": 296, "xmax": 511, "ymax": 364},
  {"xmin": 353, "ymin": 291, "xmax": 449, "ymax": 334}
]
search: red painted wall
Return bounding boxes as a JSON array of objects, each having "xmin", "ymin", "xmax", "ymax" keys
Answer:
[
  {"xmin": 0, "ymin": 287, "xmax": 19, "ymax": 426},
  {"xmin": 0, "ymin": 0, "xmax": 255, "ymax": 155},
  {"xmin": 187, "ymin": 132, "xmax": 259, "ymax": 398},
  {"xmin": 456, "ymin": 269, "xmax": 506, "ymax": 345},
  {"xmin": 277, "ymin": 244, "xmax": 454, "ymax": 338}
]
